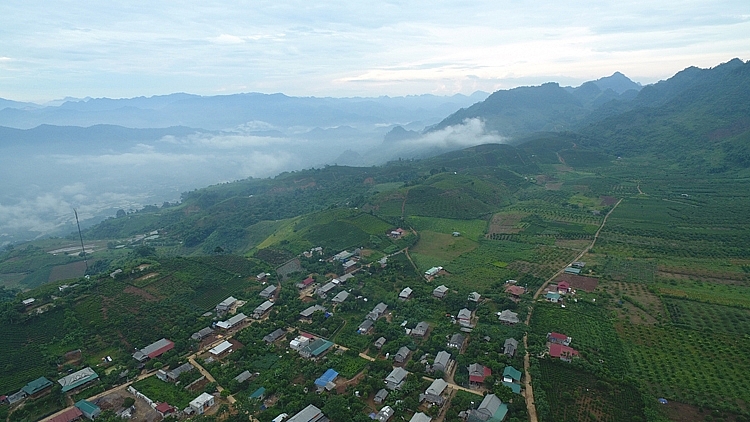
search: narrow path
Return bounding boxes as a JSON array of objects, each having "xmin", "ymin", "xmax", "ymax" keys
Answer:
[
  {"xmin": 523, "ymin": 198, "xmax": 623, "ymax": 422},
  {"xmin": 636, "ymin": 181, "xmax": 644, "ymax": 195},
  {"xmin": 189, "ymin": 356, "xmax": 235, "ymax": 404},
  {"xmin": 422, "ymin": 376, "xmax": 483, "ymax": 396}
]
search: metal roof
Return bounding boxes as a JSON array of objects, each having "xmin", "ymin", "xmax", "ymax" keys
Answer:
[
  {"xmin": 288, "ymin": 404, "xmax": 327, "ymax": 422},
  {"xmin": 22, "ymin": 376, "xmax": 52, "ymax": 395},
  {"xmin": 209, "ymin": 340, "xmax": 233, "ymax": 355},
  {"xmin": 58, "ymin": 367, "xmax": 99, "ymax": 392}
]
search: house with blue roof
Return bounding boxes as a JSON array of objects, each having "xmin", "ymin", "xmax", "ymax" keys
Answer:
[{"xmin": 314, "ymin": 368, "xmax": 339, "ymax": 391}]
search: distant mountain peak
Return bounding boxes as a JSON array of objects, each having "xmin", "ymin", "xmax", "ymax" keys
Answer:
[{"xmin": 591, "ymin": 72, "xmax": 642, "ymax": 94}]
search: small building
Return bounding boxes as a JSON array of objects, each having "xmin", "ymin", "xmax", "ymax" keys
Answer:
[
  {"xmin": 409, "ymin": 412, "xmax": 432, "ymax": 422},
  {"xmin": 466, "ymin": 393, "xmax": 507, "ymax": 422},
  {"xmin": 216, "ymin": 296, "xmax": 238, "ymax": 314},
  {"xmin": 234, "ymin": 370, "xmax": 253, "ymax": 383},
  {"xmin": 432, "ymin": 350, "xmax": 452, "ymax": 373},
  {"xmin": 209, "ymin": 340, "xmax": 234, "ymax": 357},
  {"xmin": 358, "ymin": 319, "xmax": 374, "ymax": 334},
  {"xmin": 468, "ymin": 363, "xmax": 491, "ymax": 384},
  {"xmin": 411, "ymin": 321, "xmax": 429, "ymax": 337},
  {"xmin": 331, "ymin": 290, "xmax": 350, "ymax": 303},
  {"xmin": 549, "ymin": 343, "xmax": 579, "ymax": 362},
  {"xmin": 337, "ymin": 273, "xmax": 355, "ymax": 283},
  {"xmin": 503, "ymin": 338, "xmax": 518, "ymax": 357},
  {"xmin": 249, "ymin": 387, "xmax": 266, "ymax": 400},
  {"xmin": 299, "ymin": 339, "xmax": 334, "ymax": 359},
  {"xmin": 343, "ymin": 259, "xmax": 358, "ymax": 273},
  {"xmin": 385, "ymin": 367, "xmax": 409, "ymax": 390},
  {"xmin": 457, "ymin": 308, "xmax": 473, "ymax": 327},
  {"xmin": 432, "ymin": 285, "xmax": 449, "ymax": 298},
  {"xmin": 564, "ymin": 267, "xmax": 581, "ymax": 275},
  {"xmin": 314, "ymin": 368, "xmax": 339, "ymax": 391},
  {"xmin": 259, "ymin": 284, "xmax": 278, "ymax": 298},
  {"xmin": 547, "ymin": 332, "xmax": 571, "ymax": 346},
  {"xmin": 22, "ymin": 376, "xmax": 53, "ymax": 398},
  {"xmin": 316, "ymin": 281, "xmax": 337, "ymax": 298},
  {"xmin": 58, "ymin": 367, "xmax": 99, "ymax": 393},
  {"xmin": 159, "ymin": 362, "xmax": 194, "ymax": 382},
  {"xmin": 368, "ymin": 302, "xmax": 388, "ymax": 320},
  {"xmin": 374, "ymin": 388, "xmax": 389, "ymax": 404},
  {"xmin": 217, "ymin": 313, "xmax": 248, "ymax": 329},
  {"xmin": 287, "ymin": 404, "xmax": 328, "ymax": 422},
  {"xmin": 75, "ymin": 399, "xmax": 101, "ymax": 420},
  {"xmin": 502, "ymin": 366, "xmax": 522, "ymax": 383},
  {"xmin": 571, "ymin": 261, "xmax": 586, "ymax": 269},
  {"xmin": 256, "ymin": 272, "xmax": 270, "ymax": 281},
  {"xmin": 155, "ymin": 403, "xmax": 176, "ymax": 417},
  {"xmin": 297, "ymin": 276, "xmax": 315, "ymax": 289},
  {"xmin": 502, "ymin": 381, "xmax": 521, "ymax": 394},
  {"xmin": 253, "ymin": 300, "xmax": 274, "ymax": 319},
  {"xmin": 300, "ymin": 305, "xmax": 327, "ymax": 321},
  {"xmin": 22, "ymin": 298, "xmax": 36, "ymax": 306},
  {"xmin": 264, "ymin": 328, "xmax": 286, "ymax": 343},
  {"xmin": 399, "ymin": 287, "xmax": 413, "ymax": 301},
  {"xmin": 191, "ymin": 327, "xmax": 214, "ymax": 341},
  {"xmin": 505, "ymin": 285, "xmax": 525, "ymax": 298},
  {"xmin": 468, "ymin": 292, "xmax": 481, "ymax": 303},
  {"xmin": 133, "ymin": 338, "xmax": 175, "ymax": 362},
  {"xmin": 425, "ymin": 267, "xmax": 442, "ymax": 277},
  {"xmin": 447, "ymin": 333, "xmax": 465, "ymax": 349},
  {"xmin": 453, "ymin": 231, "xmax": 461, "ymax": 236},
  {"xmin": 333, "ymin": 250, "xmax": 354, "ymax": 261},
  {"xmin": 394, "ymin": 346, "xmax": 411, "ymax": 364},
  {"xmin": 374, "ymin": 337, "xmax": 387, "ymax": 349},
  {"xmin": 290, "ymin": 334, "xmax": 312, "ymax": 351},
  {"xmin": 497, "ymin": 310, "xmax": 519, "ymax": 325},
  {"xmin": 420, "ymin": 378, "xmax": 448, "ymax": 405},
  {"xmin": 7, "ymin": 391, "xmax": 26, "ymax": 404},
  {"xmin": 545, "ymin": 292, "xmax": 561, "ymax": 303},
  {"xmin": 189, "ymin": 392, "xmax": 215, "ymax": 415},
  {"xmin": 557, "ymin": 281, "xmax": 570, "ymax": 293},
  {"xmin": 376, "ymin": 405, "xmax": 395, "ymax": 422},
  {"xmin": 49, "ymin": 406, "xmax": 84, "ymax": 422}
]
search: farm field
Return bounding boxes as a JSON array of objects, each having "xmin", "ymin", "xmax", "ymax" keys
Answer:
[{"xmin": 410, "ymin": 230, "xmax": 479, "ymax": 270}]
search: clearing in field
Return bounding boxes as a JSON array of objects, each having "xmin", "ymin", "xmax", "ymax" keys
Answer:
[
  {"xmin": 554, "ymin": 274, "xmax": 599, "ymax": 292},
  {"xmin": 407, "ymin": 216, "xmax": 487, "ymax": 239},
  {"xmin": 411, "ymin": 231, "xmax": 478, "ymax": 262},
  {"xmin": 487, "ymin": 212, "xmax": 526, "ymax": 236},
  {"xmin": 48, "ymin": 261, "xmax": 87, "ymax": 283}
]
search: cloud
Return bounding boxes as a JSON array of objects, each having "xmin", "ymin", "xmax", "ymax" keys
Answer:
[{"xmin": 415, "ymin": 118, "xmax": 505, "ymax": 148}]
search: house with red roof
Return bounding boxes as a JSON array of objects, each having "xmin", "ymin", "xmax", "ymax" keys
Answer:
[
  {"xmin": 557, "ymin": 281, "xmax": 570, "ymax": 293},
  {"xmin": 296, "ymin": 276, "xmax": 315, "ymax": 289},
  {"xmin": 468, "ymin": 363, "xmax": 491, "ymax": 384},
  {"xmin": 549, "ymin": 343, "xmax": 579, "ymax": 362},
  {"xmin": 155, "ymin": 402, "xmax": 176, "ymax": 417},
  {"xmin": 547, "ymin": 332, "xmax": 571, "ymax": 346},
  {"xmin": 49, "ymin": 407, "xmax": 83, "ymax": 422}
]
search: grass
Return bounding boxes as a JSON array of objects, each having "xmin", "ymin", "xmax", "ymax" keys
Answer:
[
  {"xmin": 131, "ymin": 376, "xmax": 195, "ymax": 409},
  {"xmin": 407, "ymin": 216, "xmax": 488, "ymax": 239},
  {"xmin": 410, "ymin": 231, "xmax": 479, "ymax": 269}
]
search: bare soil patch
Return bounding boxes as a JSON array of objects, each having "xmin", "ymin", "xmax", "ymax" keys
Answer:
[
  {"xmin": 487, "ymin": 213, "xmax": 525, "ymax": 236},
  {"xmin": 554, "ymin": 274, "xmax": 599, "ymax": 292},
  {"xmin": 134, "ymin": 272, "xmax": 159, "ymax": 283},
  {"xmin": 48, "ymin": 261, "xmax": 87, "ymax": 283},
  {"xmin": 123, "ymin": 285, "xmax": 158, "ymax": 302},
  {"xmin": 600, "ymin": 196, "xmax": 618, "ymax": 206},
  {"xmin": 545, "ymin": 182, "xmax": 563, "ymax": 191}
]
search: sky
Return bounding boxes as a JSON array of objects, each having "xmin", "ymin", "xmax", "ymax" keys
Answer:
[{"xmin": 1, "ymin": 0, "xmax": 749, "ymax": 102}]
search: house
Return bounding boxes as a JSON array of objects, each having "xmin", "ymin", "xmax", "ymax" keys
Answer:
[
  {"xmin": 191, "ymin": 327, "xmax": 214, "ymax": 341},
  {"xmin": 316, "ymin": 281, "xmax": 338, "ymax": 298},
  {"xmin": 419, "ymin": 378, "xmax": 448, "ymax": 405},
  {"xmin": 75, "ymin": 399, "xmax": 101, "ymax": 420},
  {"xmin": 49, "ymin": 406, "xmax": 84, "ymax": 422},
  {"xmin": 468, "ymin": 363, "xmax": 491, "ymax": 384},
  {"xmin": 385, "ymin": 367, "xmax": 409, "ymax": 390},
  {"xmin": 466, "ymin": 393, "xmax": 508, "ymax": 422},
  {"xmin": 549, "ymin": 343, "xmax": 579, "ymax": 362},
  {"xmin": 290, "ymin": 334, "xmax": 312, "ymax": 351},
  {"xmin": 216, "ymin": 296, "xmax": 238, "ymax": 314},
  {"xmin": 374, "ymin": 388, "xmax": 389, "ymax": 404},
  {"xmin": 217, "ymin": 313, "xmax": 248, "ymax": 329},
  {"xmin": 497, "ymin": 310, "xmax": 519, "ymax": 325},
  {"xmin": 503, "ymin": 338, "xmax": 518, "ymax": 357},
  {"xmin": 502, "ymin": 366, "xmax": 522, "ymax": 383},
  {"xmin": 287, "ymin": 404, "xmax": 329, "ymax": 422},
  {"xmin": 209, "ymin": 340, "xmax": 234, "ymax": 358},
  {"xmin": 358, "ymin": 319, "xmax": 374, "ymax": 334},
  {"xmin": 155, "ymin": 403, "xmax": 176, "ymax": 417},
  {"xmin": 333, "ymin": 250, "xmax": 354, "ymax": 261},
  {"xmin": 22, "ymin": 376, "xmax": 53, "ymax": 398},
  {"xmin": 557, "ymin": 281, "xmax": 570, "ymax": 293},
  {"xmin": 564, "ymin": 267, "xmax": 581, "ymax": 275},
  {"xmin": 253, "ymin": 300, "xmax": 274, "ymax": 319},
  {"xmin": 376, "ymin": 405, "xmax": 395, "ymax": 422},
  {"xmin": 432, "ymin": 350, "xmax": 451, "ymax": 373},
  {"xmin": 7, "ymin": 391, "xmax": 26, "ymax": 404},
  {"xmin": 505, "ymin": 285, "xmax": 525, "ymax": 298},
  {"xmin": 343, "ymin": 259, "xmax": 358, "ymax": 273},
  {"xmin": 314, "ymin": 368, "xmax": 339, "ymax": 391},
  {"xmin": 299, "ymin": 305, "xmax": 327, "ymax": 321},
  {"xmin": 432, "ymin": 285, "xmax": 449, "ymax": 298},
  {"xmin": 259, "ymin": 284, "xmax": 278, "ymax": 298},
  {"xmin": 158, "ymin": 362, "xmax": 194, "ymax": 382},
  {"xmin": 468, "ymin": 291, "xmax": 481, "ymax": 302},
  {"xmin": 447, "ymin": 333, "xmax": 465, "ymax": 349},
  {"xmin": 331, "ymin": 290, "xmax": 350, "ymax": 303},
  {"xmin": 453, "ymin": 231, "xmax": 461, "ymax": 236},
  {"xmin": 299, "ymin": 339, "xmax": 334, "ymax": 359},
  {"xmin": 22, "ymin": 297, "xmax": 36, "ymax": 306},
  {"xmin": 545, "ymin": 292, "xmax": 561, "ymax": 303},
  {"xmin": 297, "ymin": 276, "xmax": 315, "ymax": 289},
  {"xmin": 374, "ymin": 337, "xmax": 387, "ymax": 349},
  {"xmin": 256, "ymin": 272, "xmax": 270, "ymax": 281},
  {"xmin": 409, "ymin": 412, "xmax": 432, "ymax": 422},
  {"xmin": 58, "ymin": 367, "xmax": 99, "ymax": 393},
  {"xmin": 411, "ymin": 321, "xmax": 429, "ymax": 337},
  {"xmin": 425, "ymin": 266, "xmax": 442, "ymax": 277},
  {"xmin": 264, "ymin": 328, "xmax": 286, "ymax": 343},
  {"xmin": 502, "ymin": 381, "xmax": 522, "ymax": 394},
  {"xmin": 249, "ymin": 387, "xmax": 266, "ymax": 400},
  {"xmin": 189, "ymin": 392, "xmax": 215, "ymax": 415},
  {"xmin": 572, "ymin": 261, "xmax": 586, "ymax": 268},
  {"xmin": 457, "ymin": 308, "xmax": 473, "ymax": 327},
  {"xmin": 133, "ymin": 338, "xmax": 174, "ymax": 361},
  {"xmin": 337, "ymin": 273, "xmax": 355, "ymax": 283},
  {"xmin": 368, "ymin": 302, "xmax": 388, "ymax": 320},
  {"xmin": 399, "ymin": 287, "xmax": 413, "ymax": 301},
  {"xmin": 234, "ymin": 370, "xmax": 253, "ymax": 383},
  {"xmin": 547, "ymin": 332, "xmax": 571, "ymax": 346},
  {"xmin": 394, "ymin": 346, "xmax": 411, "ymax": 364}
]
